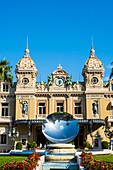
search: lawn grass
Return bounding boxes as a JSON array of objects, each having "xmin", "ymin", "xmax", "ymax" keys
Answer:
[
  {"xmin": 1, "ymin": 154, "xmax": 113, "ymax": 167},
  {"xmin": 93, "ymin": 154, "xmax": 113, "ymax": 164},
  {"xmin": 0, "ymin": 156, "xmax": 27, "ymax": 166}
]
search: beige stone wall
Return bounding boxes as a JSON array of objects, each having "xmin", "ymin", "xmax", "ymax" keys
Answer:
[
  {"xmin": 100, "ymin": 99, "xmax": 110, "ymax": 119},
  {"xmin": 10, "ymin": 98, "xmax": 15, "ymax": 117},
  {"xmin": 15, "ymin": 99, "xmax": 21, "ymax": 120},
  {"xmin": 15, "ymin": 96, "xmax": 37, "ymax": 120},
  {"xmin": 86, "ymin": 97, "xmax": 110, "ymax": 119},
  {"xmin": 28, "ymin": 98, "xmax": 36, "ymax": 119}
]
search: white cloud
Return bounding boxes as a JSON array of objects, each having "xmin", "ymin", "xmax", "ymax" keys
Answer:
[
  {"xmin": 106, "ymin": 65, "xmax": 112, "ymax": 69},
  {"xmin": 104, "ymin": 76, "xmax": 109, "ymax": 81},
  {"xmin": 60, "ymin": 125, "xmax": 65, "ymax": 130}
]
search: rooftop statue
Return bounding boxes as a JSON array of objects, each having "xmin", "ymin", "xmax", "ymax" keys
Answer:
[
  {"xmin": 48, "ymin": 76, "xmax": 53, "ymax": 86},
  {"xmin": 66, "ymin": 75, "xmax": 72, "ymax": 86}
]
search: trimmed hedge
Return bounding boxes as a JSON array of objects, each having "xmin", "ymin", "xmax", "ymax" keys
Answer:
[
  {"xmin": 27, "ymin": 141, "xmax": 37, "ymax": 150},
  {"xmin": 16, "ymin": 142, "xmax": 22, "ymax": 150},
  {"xmin": 101, "ymin": 141, "xmax": 108, "ymax": 149}
]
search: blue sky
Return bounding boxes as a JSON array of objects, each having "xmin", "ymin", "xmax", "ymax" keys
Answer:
[{"xmin": 0, "ymin": 0, "xmax": 113, "ymax": 82}]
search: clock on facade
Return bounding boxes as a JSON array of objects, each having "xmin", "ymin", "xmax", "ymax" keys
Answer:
[
  {"xmin": 22, "ymin": 78, "xmax": 29, "ymax": 85},
  {"xmin": 91, "ymin": 77, "xmax": 98, "ymax": 84},
  {"xmin": 55, "ymin": 78, "xmax": 63, "ymax": 86}
]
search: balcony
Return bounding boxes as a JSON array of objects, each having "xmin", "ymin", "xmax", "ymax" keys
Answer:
[
  {"xmin": 36, "ymin": 114, "xmax": 46, "ymax": 120},
  {"xmin": 108, "ymin": 115, "xmax": 113, "ymax": 122},
  {"xmin": 0, "ymin": 116, "xmax": 12, "ymax": 123},
  {"xmin": 74, "ymin": 114, "xmax": 83, "ymax": 119}
]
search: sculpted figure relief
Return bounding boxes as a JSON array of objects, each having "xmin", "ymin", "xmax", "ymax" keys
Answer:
[
  {"xmin": 66, "ymin": 75, "xmax": 72, "ymax": 86},
  {"xmin": 48, "ymin": 76, "xmax": 53, "ymax": 86},
  {"xmin": 92, "ymin": 101, "xmax": 98, "ymax": 115},
  {"xmin": 22, "ymin": 101, "xmax": 28, "ymax": 117}
]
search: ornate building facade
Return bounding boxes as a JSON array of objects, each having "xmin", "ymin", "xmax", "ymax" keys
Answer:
[{"xmin": 0, "ymin": 43, "xmax": 113, "ymax": 151}]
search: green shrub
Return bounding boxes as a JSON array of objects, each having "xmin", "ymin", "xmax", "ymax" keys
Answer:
[
  {"xmin": 27, "ymin": 141, "xmax": 37, "ymax": 150},
  {"xmin": 27, "ymin": 141, "xmax": 31, "ymax": 150},
  {"xmin": 83, "ymin": 140, "xmax": 91, "ymax": 149},
  {"xmin": 16, "ymin": 142, "xmax": 22, "ymax": 150},
  {"xmin": 101, "ymin": 141, "xmax": 108, "ymax": 149},
  {"xmin": 32, "ymin": 141, "xmax": 37, "ymax": 149}
]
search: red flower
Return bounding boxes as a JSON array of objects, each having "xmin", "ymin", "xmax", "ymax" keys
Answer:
[
  {"xmin": 0, "ymin": 152, "xmax": 40, "ymax": 170},
  {"xmin": 80, "ymin": 152, "xmax": 113, "ymax": 170}
]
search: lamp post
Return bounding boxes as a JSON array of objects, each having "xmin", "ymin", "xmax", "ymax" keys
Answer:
[
  {"xmin": 8, "ymin": 127, "xmax": 19, "ymax": 150},
  {"xmin": 104, "ymin": 125, "xmax": 113, "ymax": 150},
  {"xmin": 89, "ymin": 119, "xmax": 93, "ymax": 146}
]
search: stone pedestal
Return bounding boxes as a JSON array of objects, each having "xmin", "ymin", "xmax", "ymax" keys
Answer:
[{"xmin": 42, "ymin": 144, "xmax": 79, "ymax": 170}]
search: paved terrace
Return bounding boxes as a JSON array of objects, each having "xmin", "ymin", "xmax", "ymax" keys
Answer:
[{"xmin": 76, "ymin": 149, "xmax": 113, "ymax": 155}]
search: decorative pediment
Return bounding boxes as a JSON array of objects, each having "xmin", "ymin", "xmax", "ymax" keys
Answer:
[{"xmin": 52, "ymin": 64, "xmax": 68, "ymax": 76}]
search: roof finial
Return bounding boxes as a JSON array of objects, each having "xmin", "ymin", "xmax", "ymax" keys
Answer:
[
  {"xmin": 24, "ymin": 36, "xmax": 30, "ymax": 57},
  {"xmin": 26, "ymin": 36, "xmax": 28, "ymax": 49},
  {"xmin": 57, "ymin": 64, "xmax": 62, "ymax": 69},
  {"xmin": 90, "ymin": 36, "xmax": 95, "ymax": 57},
  {"xmin": 91, "ymin": 36, "xmax": 94, "ymax": 49}
]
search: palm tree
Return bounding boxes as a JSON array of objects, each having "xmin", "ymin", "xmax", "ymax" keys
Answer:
[
  {"xmin": 0, "ymin": 59, "xmax": 13, "ymax": 85},
  {"xmin": 109, "ymin": 62, "xmax": 113, "ymax": 79}
]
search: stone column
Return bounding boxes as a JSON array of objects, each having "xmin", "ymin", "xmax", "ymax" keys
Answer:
[
  {"xmin": 48, "ymin": 94, "xmax": 54, "ymax": 114},
  {"xmin": 66, "ymin": 94, "xmax": 72, "ymax": 114}
]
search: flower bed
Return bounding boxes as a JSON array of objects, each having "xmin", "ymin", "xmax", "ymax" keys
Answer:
[
  {"xmin": 80, "ymin": 152, "xmax": 113, "ymax": 170},
  {"xmin": 0, "ymin": 152, "xmax": 40, "ymax": 170}
]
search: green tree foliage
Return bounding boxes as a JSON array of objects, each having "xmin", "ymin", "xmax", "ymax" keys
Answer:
[{"xmin": 0, "ymin": 59, "xmax": 13, "ymax": 84}]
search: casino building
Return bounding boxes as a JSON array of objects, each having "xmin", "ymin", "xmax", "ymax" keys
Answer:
[{"xmin": 0, "ymin": 43, "xmax": 113, "ymax": 151}]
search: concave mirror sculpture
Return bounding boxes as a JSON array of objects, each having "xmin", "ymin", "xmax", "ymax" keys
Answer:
[{"xmin": 42, "ymin": 113, "xmax": 79, "ymax": 143}]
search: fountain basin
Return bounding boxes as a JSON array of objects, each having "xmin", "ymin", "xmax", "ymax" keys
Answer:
[{"xmin": 42, "ymin": 162, "xmax": 79, "ymax": 170}]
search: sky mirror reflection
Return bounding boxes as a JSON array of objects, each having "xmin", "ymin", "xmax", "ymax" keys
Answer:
[{"xmin": 42, "ymin": 113, "xmax": 79, "ymax": 143}]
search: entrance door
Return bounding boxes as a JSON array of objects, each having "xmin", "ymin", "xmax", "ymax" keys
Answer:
[
  {"xmin": 37, "ymin": 133, "xmax": 46, "ymax": 147},
  {"xmin": 74, "ymin": 126, "xmax": 84, "ymax": 148},
  {"xmin": 37, "ymin": 130, "xmax": 46, "ymax": 148}
]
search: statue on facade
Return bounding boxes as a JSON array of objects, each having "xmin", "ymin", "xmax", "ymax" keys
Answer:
[
  {"xmin": 22, "ymin": 101, "xmax": 28, "ymax": 117},
  {"xmin": 66, "ymin": 75, "xmax": 72, "ymax": 86},
  {"xmin": 92, "ymin": 101, "xmax": 98, "ymax": 115},
  {"xmin": 48, "ymin": 76, "xmax": 53, "ymax": 86}
]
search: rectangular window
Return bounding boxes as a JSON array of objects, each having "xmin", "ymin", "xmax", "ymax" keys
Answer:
[
  {"xmin": 2, "ymin": 103, "xmax": 8, "ymax": 116},
  {"xmin": 1, "ymin": 134, "xmax": 6, "ymax": 144},
  {"xmin": 3, "ymin": 84, "xmax": 8, "ymax": 92},
  {"xmin": 74, "ymin": 102, "xmax": 81, "ymax": 114},
  {"xmin": 39, "ymin": 102, "xmax": 46, "ymax": 114},
  {"xmin": 57, "ymin": 102, "xmax": 64, "ymax": 113}
]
